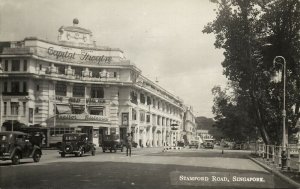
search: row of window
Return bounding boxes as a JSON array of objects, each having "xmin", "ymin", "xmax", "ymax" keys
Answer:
[
  {"xmin": 3, "ymin": 102, "xmax": 26, "ymax": 116},
  {"xmin": 2, "ymin": 81, "xmax": 105, "ymax": 99},
  {"xmin": 55, "ymin": 82, "xmax": 104, "ymax": 98},
  {"xmin": 3, "ymin": 59, "xmax": 27, "ymax": 72},
  {"xmin": 3, "ymin": 101, "xmax": 104, "ymax": 117},
  {"xmin": 55, "ymin": 65, "xmax": 118, "ymax": 78},
  {"xmin": 132, "ymin": 109, "xmax": 176, "ymax": 125},
  {"xmin": 3, "ymin": 81, "xmax": 27, "ymax": 93},
  {"xmin": 50, "ymin": 127, "xmax": 75, "ymax": 136},
  {"xmin": 69, "ymin": 106, "xmax": 104, "ymax": 116},
  {"xmin": 130, "ymin": 91, "xmax": 181, "ymax": 116},
  {"xmin": 2, "ymin": 59, "xmax": 118, "ymax": 80}
]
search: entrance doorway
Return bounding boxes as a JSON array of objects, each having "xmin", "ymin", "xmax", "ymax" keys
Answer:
[
  {"xmin": 98, "ymin": 127, "xmax": 108, "ymax": 146},
  {"xmin": 120, "ymin": 128, "xmax": 127, "ymax": 142},
  {"xmin": 80, "ymin": 126, "xmax": 93, "ymax": 142}
]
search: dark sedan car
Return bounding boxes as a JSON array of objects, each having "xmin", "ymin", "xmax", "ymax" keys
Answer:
[
  {"xmin": 101, "ymin": 134, "xmax": 124, "ymax": 152},
  {"xmin": 0, "ymin": 131, "xmax": 42, "ymax": 165},
  {"xmin": 203, "ymin": 141, "xmax": 214, "ymax": 149},
  {"xmin": 59, "ymin": 133, "xmax": 96, "ymax": 157}
]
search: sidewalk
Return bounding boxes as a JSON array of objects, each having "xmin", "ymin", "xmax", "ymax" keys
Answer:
[{"xmin": 249, "ymin": 154, "xmax": 300, "ymax": 188}]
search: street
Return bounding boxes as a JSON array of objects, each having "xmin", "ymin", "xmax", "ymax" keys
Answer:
[{"xmin": 0, "ymin": 147, "xmax": 296, "ymax": 189}]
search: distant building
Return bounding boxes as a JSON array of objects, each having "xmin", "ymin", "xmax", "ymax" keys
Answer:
[
  {"xmin": 197, "ymin": 129, "xmax": 214, "ymax": 143},
  {"xmin": 182, "ymin": 106, "xmax": 196, "ymax": 144},
  {"xmin": 0, "ymin": 19, "xmax": 186, "ymax": 147}
]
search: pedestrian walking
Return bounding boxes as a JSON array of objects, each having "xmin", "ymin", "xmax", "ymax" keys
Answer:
[{"xmin": 126, "ymin": 133, "xmax": 133, "ymax": 156}]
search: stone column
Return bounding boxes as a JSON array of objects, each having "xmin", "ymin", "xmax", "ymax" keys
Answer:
[
  {"xmin": 149, "ymin": 126, "xmax": 153, "ymax": 147},
  {"xmin": 158, "ymin": 131, "xmax": 162, "ymax": 147},
  {"xmin": 153, "ymin": 128, "xmax": 157, "ymax": 147},
  {"xmin": 142, "ymin": 129, "xmax": 146, "ymax": 147},
  {"xmin": 136, "ymin": 127, "xmax": 140, "ymax": 148}
]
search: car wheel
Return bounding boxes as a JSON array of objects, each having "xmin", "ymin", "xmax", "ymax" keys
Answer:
[
  {"xmin": 33, "ymin": 151, "xmax": 41, "ymax": 162},
  {"xmin": 12, "ymin": 153, "xmax": 20, "ymax": 165},
  {"xmin": 64, "ymin": 144, "xmax": 73, "ymax": 153},
  {"xmin": 61, "ymin": 153, "xmax": 65, "ymax": 157}
]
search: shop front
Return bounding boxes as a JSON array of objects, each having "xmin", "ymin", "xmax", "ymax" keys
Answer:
[{"xmin": 48, "ymin": 113, "xmax": 111, "ymax": 147}]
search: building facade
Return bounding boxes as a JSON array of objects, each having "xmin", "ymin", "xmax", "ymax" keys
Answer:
[
  {"xmin": 0, "ymin": 19, "xmax": 185, "ymax": 147},
  {"xmin": 182, "ymin": 106, "xmax": 196, "ymax": 144},
  {"xmin": 197, "ymin": 129, "xmax": 214, "ymax": 143}
]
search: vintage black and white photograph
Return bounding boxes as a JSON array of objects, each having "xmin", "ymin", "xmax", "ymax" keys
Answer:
[{"xmin": 0, "ymin": 0, "xmax": 300, "ymax": 188}]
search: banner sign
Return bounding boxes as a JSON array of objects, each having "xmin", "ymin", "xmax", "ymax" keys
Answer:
[{"xmin": 57, "ymin": 114, "xmax": 108, "ymax": 122}]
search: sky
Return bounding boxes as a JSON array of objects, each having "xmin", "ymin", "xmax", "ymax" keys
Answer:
[{"xmin": 0, "ymin": 0, "xmax": 228, "ymax": 118}]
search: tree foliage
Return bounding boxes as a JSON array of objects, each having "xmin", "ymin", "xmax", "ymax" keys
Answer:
[{"xmin": 204, "ymin": 0, "xmax": 300, "ymax": 144}]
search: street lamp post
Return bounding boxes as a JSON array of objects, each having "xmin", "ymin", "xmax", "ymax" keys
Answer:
[{"xmin": 273, "ymin": 56, "xmax": 287, "ymax": 170}]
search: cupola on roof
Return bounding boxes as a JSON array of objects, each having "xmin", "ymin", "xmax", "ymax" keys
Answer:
[{"xmin": 57, "ymin": 18, "xmax": 93, "ymax": 45}]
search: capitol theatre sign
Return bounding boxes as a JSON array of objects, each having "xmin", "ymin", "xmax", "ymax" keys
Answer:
[{"xmin": 47, "ymin": 47, "xmax": 112, "ymax": 64}]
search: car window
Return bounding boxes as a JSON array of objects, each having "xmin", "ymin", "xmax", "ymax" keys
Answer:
[
  {"xmin": 64, "ymin": 135, "xmax": 78, "ymax": 141},
  {"xmin": 16, "ymin": 135, "xmax": 25, "ymax": 142},
  {"xmin": 0, "ymin": 135, "xmax": 7, "ymax": 141}
]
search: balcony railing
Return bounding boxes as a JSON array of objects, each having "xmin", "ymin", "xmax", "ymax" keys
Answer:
[
  {"xmin": 69, "ymin": 97, "xmax": 82, "ymax": 103},
  {"xmin": 87, "ymin": 98, "xmax": 105, "ymax": 104},
  {"xmin": 2, "ymin": 47, "xmax": 35, "ymax": 55},
  {"xmin": 2, "ymin": 92, "xmax": 29, "ymax": 96},
  {"xmin": 45, "ymin": 67, "xmax": 120, "ymax": 82}
]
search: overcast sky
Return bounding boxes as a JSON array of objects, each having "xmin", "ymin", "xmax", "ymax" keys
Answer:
[{"xmin": 0, "ymin": 0, "xmax": 227, "ymax": 118}]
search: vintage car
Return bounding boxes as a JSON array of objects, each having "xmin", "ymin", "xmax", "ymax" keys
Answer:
[
  {"xmin": 102, "ymin": 134, "xmax": 124, "ymax": 153},
  {"xmin": 203, "ymin": 141, "xmax": 214, "ymax": 149},
  {"xmin": 59, "ymin": 133, "xmax": 96, "ymax": 157},
  {"xmin": 0, "ymin": 131, "xmax": 42, "ymax": 165},
  {"xmin": 188, "ymin": 140, "xmax": 199, "ymax": 149}
]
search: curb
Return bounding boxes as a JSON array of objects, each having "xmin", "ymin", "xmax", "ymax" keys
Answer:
[{"xmin": 249, "ymin": 156, "xmax": 300, "ymax": 188}]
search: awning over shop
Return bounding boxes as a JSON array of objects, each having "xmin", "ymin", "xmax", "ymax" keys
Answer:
[
  {"xmin": 89, "ymin": 106, "xmax": 104, "ymax": 110},
  {"xmin": 72, "ymin": 104, "xmax": 85, "ymax": 109},
  {"xmin": 56, "ymin": 105, "xmax": 72, "ymax": 114}
]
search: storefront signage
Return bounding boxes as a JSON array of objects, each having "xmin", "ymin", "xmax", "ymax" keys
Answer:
[
  {"xmin": 47, "ymin": 47, "xmax": 112, "ymax": 64},
  {"xmin": 57, "ymin": 114, "xmax": 109, "ymax": 122}
]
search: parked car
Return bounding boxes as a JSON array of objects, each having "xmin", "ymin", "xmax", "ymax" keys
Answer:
[
  {"xmin": 203, "ymin": 141, "xmax": 214, "ymax": 149},
  {"xmin": 0, "ymin": 131, "xmax": 42, "ymax": 165},
  {"xmin": 177, "ymin": 141, "xmax": 185, "ymax": 147},
  {"xmin": 102, "ymin": 134, "xmax": 124, "ymax": 153},
  {"xmin": 188, "ymin": 140, "xmax": 199, "ymax": 149},
  {"xmin": 59, "ymin": 133, "xmax": 96, "ymax": 157},
  {"xmin": 233, "ymin": 142, "xmax": 243, "ymax": 150}
]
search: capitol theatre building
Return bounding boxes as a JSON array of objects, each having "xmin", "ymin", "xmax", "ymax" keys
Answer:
[{"xmin": 0, "ymin": 19, "xmax": 187, "ymax": 147}]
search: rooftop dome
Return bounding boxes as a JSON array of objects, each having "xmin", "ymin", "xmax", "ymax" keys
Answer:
[{"xmin": 58, "ymin": 18, "xmax": 92, "ymax": 34}]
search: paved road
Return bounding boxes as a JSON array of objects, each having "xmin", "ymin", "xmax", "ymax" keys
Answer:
[{"xmin": 0, "ymin": 147, "xmax": 297, "ymax": 189}]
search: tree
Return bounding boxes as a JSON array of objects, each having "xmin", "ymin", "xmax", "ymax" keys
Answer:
[
  {"xmin": 211, "ymin": 85, "xmax": 257, "ymax": 142},
  {"xmin": 204, "ymin": 0, "xmax": 300, "ymax": 144}
]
